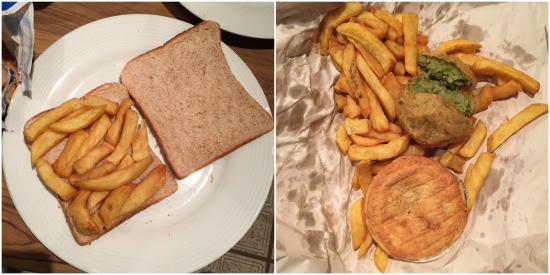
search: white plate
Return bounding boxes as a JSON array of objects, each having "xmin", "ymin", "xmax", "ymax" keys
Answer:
[
  {"xmin": 181, "ymin": 2, "xmax": 274, "ymax": 39},
  {"xmin": 3, "ymin": 14, "xmax": 274, "ymax": 272}
]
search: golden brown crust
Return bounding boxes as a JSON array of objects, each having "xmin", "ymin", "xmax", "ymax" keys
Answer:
[
  {"xmin": 365, "ymin": 155, "xmax": 467, "ymax": 261},
  {"xmin": 396, "ymin": 89, "xmax": 474, "ymax": 148}
]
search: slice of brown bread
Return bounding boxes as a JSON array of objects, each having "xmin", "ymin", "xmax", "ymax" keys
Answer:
[
  {"xmin": 120, "ymin": 21, "xmax": 274, "ymax": 179},
  {"xmin": 25, "ymin": 82, "xmax": 178, "ymax": 245}
]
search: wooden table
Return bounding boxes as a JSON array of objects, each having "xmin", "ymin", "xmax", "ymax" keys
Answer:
[{"xmin": 2, "ymin": 2, "xmax": 274, "ymax": 272}]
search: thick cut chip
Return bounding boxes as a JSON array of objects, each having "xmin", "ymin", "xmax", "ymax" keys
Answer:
[
  {"xmin": 50, "ymin": 105, "xmax": 106, "ymax": 133},
  {"xmin": 24, "ymin": 98, "xmax": 80, "ymax": 142},
  {"xmin": 75, "ymin": 156, "xmax": 152, "ymax": 191},
  {"xmin": 117, "ymin": 165, "xmax": 168, "ymax": 218},
  {"xmin": 318, "ymin": 2, "xmax": 363, "ymax": 55},
  {"xmin": 348, "ymin": 135, "xmax": 409, "ymax": 161},
  {"xmin": 36, "ymin": 158, "xmax": 77, "ymax": 201},
  {"xmin": 487, "ymin": 104, "xmax": 548, "ymax": 152}
]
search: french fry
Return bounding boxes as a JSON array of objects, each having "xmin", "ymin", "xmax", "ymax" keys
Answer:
[
  {"xmin": 384, "ymin": 40, "xmax": 404, "ymax": 60},
  {"xmin": 319, "ymin": 2, "xmax": 363, "ymax": 55},
  {"xmin": 350, "ymin": 198, "xmax": 367, "ymax": 250},
  {"xmin": 337, "ymin": 22, "xmax": 396, "ymax": 73},
  {"xmin": 371, "ymin": 159, "xmax": 392, "ymax": 175},
  {"xmin": 402, "ymin": 143, "xmax": 429, "ymax": 156},
  {"xmin": 75, "ymin": 156, "xmax": 152, "ymax": 191},
  {"xmin": 394, "ymin": 13, "xmax": 403, "ymax": 24},
  {"xmin": 458, "ymin": 121, "xmax": 487, "ymax": 158},
  {"xmin": 87, "ymin": 191, "xmax": 110, "ymax": 210},
  {"xmin": 381, "ymin": 72, "xmax": 402, "ymax": 101},
  {"xmin": 30, "ymin": 130, "xmax": 67, "ymax": 165},
  {"xmin": 367, "ymin": 5, "xmax": 376, "ymax": 13},
  {"xmin": 435, "ymin": 38, "xmax": 482, "ymax": 54},
  {"xmin": 374, "ymin": 9, "xmax": 401, "ymax": 38},
  {"xmin": 471, "ymin": 58, "xmax": 540, "ymax": 94},
  {"xmin": 72, "ymin": 114, "xmax": 111, "ymax": 163},
  {"xmin": 342, "ymin": 44, "xmax": 362, "ymax": 99},
  {"xmin": 351, "ymin": 134, "xmax": 383, "ymax": 147},
  {"xmin": 99, "ymin": 184, "xmax": 134, "ymax": 228},
  {"xmin": 439, "ymin": 151, "xmax": 466, "ymax": 173},
  {"xmin": 351, "ymin": 172, "xmax": 360, "ymax": 190},
  {"xmin": 335, "ymin": 94, "xmax": 348, "ymax": 111},
  {"xmin": 395, "ymin": 36, "xmax": 404, "ymax": 45},
  {"xmin": 337, "ymin": 124, "xmax": 353, "ymax": 154},
  {"xmin": 52, "ymin": 130, "xmax": 90, "ymax": 177},
  {"xmin": 334, "ymin": 75, "xmax": 353, "ymax": 95},
  {"xmin": 495, "ymin": 77, "xmax": 509, "ymax": 86},
  {"xmin": 388, "ymin": 123, "xmax": 403, "ymax": 135},
  {"xmin": 106, "ymin": 109, "xmax": 139, "ymax": 165},
  {"xmin": 417, "ymin": 44, "xmax": 430, "ymax": 54},
  {"xmin": 446, "ymin": 135, "xmax": 471, "ymax": 154},
  {"xmin": 465, "ymin": 152, "xmax": 496, "ymax": 212},
  {"xmin": 393, "ymin": 61, "xmax": 405, "ymax": 76},
  {"xmin": 344, "ymin": 118, "xmax": 370, "ymax": 136},
  {"xmin": 348, "ymin": 38, "xmax": 386, "ymax": 80},
  {"xmin": 355, "ymin": 160, "xmax": 373, "ymax": 196},
  {"xmin": 358, "ymin": 97, "xmax": 371, "ymax": 118},
  {"xmin": 491, "ymin": 79, "xmax": 522, "ymax": 100},
  {"xmin": 356, "ymin": 54, "xmax": 397, "ymax": 121},
  {"xmin": 105, "ymin": 98, "xmax": 135, "ymax": 145},
  {"xmin": 50, "ymin": 105, "xmax": 106, "ymax": 133},
  {"xmin": 67, "ymin": 189, "xmax": 99, "ymax": 236},
  {"xmin": 357, "ymin": 233, "xmax": 373, "ymax": 259},
  {"xmin": 329, "ymin": 42, "xmax": 345, "ymax": 71},
  {"xmin": 82, "ymin": 95, "xmax": 119, "ymax": 116},
  {"xmin": 487, "ymin": 104, "xmax": 548, "ymax": 152},
  {"xmin": 473, "ymin": 86, "xmax": 494, "ymax": 114},
  {"xmin": 452, "ymin": 52, "xmax": 487, "ymax": 67},
  {"xmin": 117, "ymin": 165, "xmax": 168, "ymax": 218},
  {"xmin": 36, "ymin": 158, "xmax": 78, "ymax": 201},
  {"xmin": 362, "ymin": 83, "xmax": 390, "ymax": 132},
  {"xmin": 64, "ymin": 106, "xmax": 93, "ymax": 119},
  {"xmin": 395, "ymin": 76, "xmax": 411, "ymax": 85},
  {"xmin": 117, "ymin": 154, "xmax": 135, "ymax": 170},
  {"xmin": 90, "ymin": 212, "xmax": 107, "ymax": 234},
  {"xmin": 132, "ymin": 123, "xmax": 150, "ymax": 161},
  {"xmin": 344, "ymin": 95, "xmax": 362, "ymax": 118},
  {"xmin": 350, "ymin": 60, "xmax": 367, "ymax": 100},
  {"xmin": 403, "ymin": 13, "xmax": 419, "ymax": 76},
  {"xmin": 336, "ymin": 33, "xmax": 348, "ymax": 44},
  {"xmin": 24, "ymin": 98, "xmax": 80, "ymax": 142},
  {"xmin": 366, "ymin": 129, "xmax": 401, "ymax": 142},
  {"xmin": 69, "ymin": 162, "xmax": 116, "ymax": 183},
  {"xmin": 356, "ymin": 11, "xmax": 389, "ymax": 39},
  {"xmin": 417, "ymin": 34, "xmax": 429, "ymax": 45},
  {"xmin": 374, "ymin": 246, "xmax": 389, "ymax": 273},
  {"xmin": 73, "ymin": 142, "xmax": 115, "ymax": 175},
  {"xmin": 348, "ymin": 135, "xmax": 409, "ymax": 161}
]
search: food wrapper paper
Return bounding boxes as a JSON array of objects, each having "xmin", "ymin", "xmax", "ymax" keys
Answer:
[
  {"xmin": 276, "ymin": 2, "xmax": 548, "ymax": 272},
  {"xmin": 2, "ymin": 2, "xmax": 34, "ymax": 120}
]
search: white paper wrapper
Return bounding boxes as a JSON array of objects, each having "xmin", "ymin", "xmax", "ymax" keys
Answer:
[{"xmin": 276, "ymin": 2, "xmax": 548, "ymax": 272}]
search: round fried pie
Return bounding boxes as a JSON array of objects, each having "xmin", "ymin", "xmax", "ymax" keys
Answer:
[{"xmin": 365, "ymin": 155, "xmax": 467, "ymax": 261}]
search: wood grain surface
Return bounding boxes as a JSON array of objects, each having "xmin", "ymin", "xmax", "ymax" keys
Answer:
[{"xmin": 2, "ymin": 2, "xmax": 273, "ymax": 273}]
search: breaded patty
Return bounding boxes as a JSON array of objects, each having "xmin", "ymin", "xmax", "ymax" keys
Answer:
[
  {"xmin": 396, "ymin": 90, "xmax": 474, "ymax": 148},
  {"xmin": 365, "ymin": 155, "xmax": 467, "ymax": 261}
]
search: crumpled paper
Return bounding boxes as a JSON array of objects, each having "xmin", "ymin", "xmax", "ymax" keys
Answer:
[
  {"xmin": 276, "ymin": 2, "xmax": 548, "ymax": 272},
  {"xmin": 2, "ymin": 2, "xmax": 35, "ymax": 120}
]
